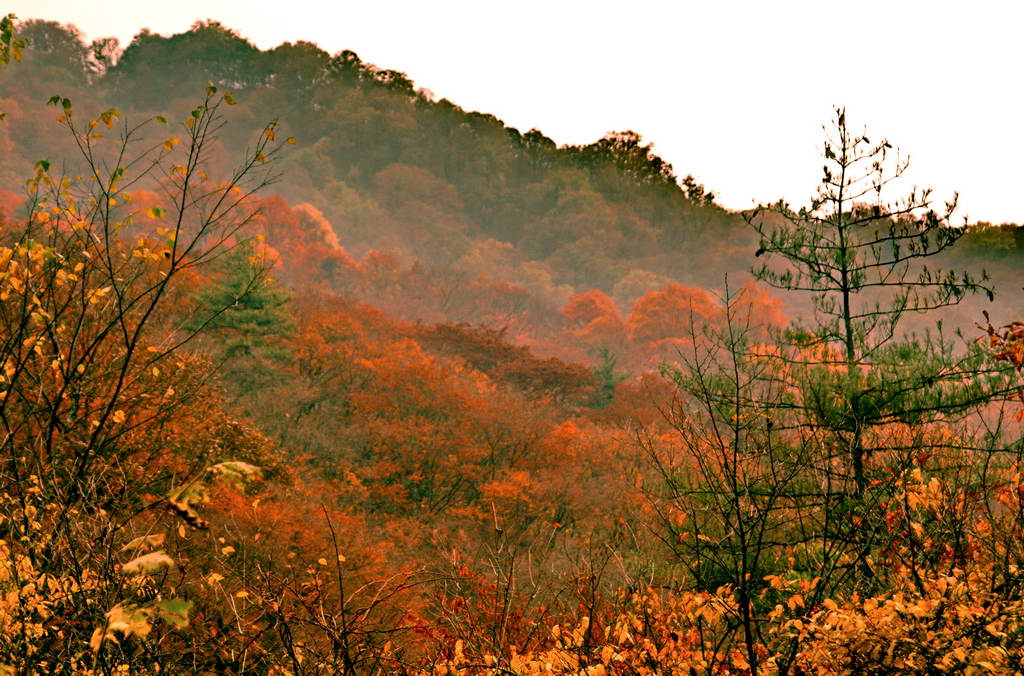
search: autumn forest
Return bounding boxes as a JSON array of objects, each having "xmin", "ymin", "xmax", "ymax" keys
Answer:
[{"xmin": 2, "ymin": 15, "xmax": 1024, "ymax": 674}]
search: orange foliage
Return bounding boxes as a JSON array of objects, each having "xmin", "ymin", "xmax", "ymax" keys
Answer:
[
  {"xmin": 734, "ymin": 280, "xmax": 787, "ymax": 333},
  {"xmin": 0, "ymin": 188, "xmax": 21, "ymax": 223},
  {"xmin": 627, "ymin": 283, "xmax": 721, "ymax": 345},
  {"xmin": 562, "ymin": 290, "xmax": 628, "ymax": 352}
]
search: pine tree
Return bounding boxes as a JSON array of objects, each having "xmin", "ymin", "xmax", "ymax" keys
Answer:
[
  {"xmin": 589, "ymin": 347, "xmax": 625, "ymax": 408},
  {"xmin": 748, "ymin": 107, "xmax": 1009, "ymax": 496},
  {"xmin": 189, "ymin": 240, "xmax": 292, "ymax": 360}
]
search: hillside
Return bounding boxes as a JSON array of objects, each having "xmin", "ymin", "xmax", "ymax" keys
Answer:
[
  {"xmin": 1, "ymin": 15, "xmax": 1024, "ymax": 674},
  {"xmin": 1, "ymin": 21, "xmax": 748, "ymax": 291}
]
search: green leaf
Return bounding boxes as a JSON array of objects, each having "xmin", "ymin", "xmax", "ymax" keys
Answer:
[
  {"xmin": 0, "ymin": 14, "xmax": 22, "ymax": 66},
  {"xmin": 154, "ymin": 598, "xmax": 193, "ymax": 629},
  {"xmin": 208, "ymin": 461, "xmax": 263, "ymax": 487},
  {"xmin": 166, "ymin": 460, "xmax": 262, "ymax": 530},
  {"xmin": 98, "ymin": 109, "xmax": 119, "ymax": 127}
]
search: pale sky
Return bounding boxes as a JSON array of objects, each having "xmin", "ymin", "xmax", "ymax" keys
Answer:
[{"xmin": 10, "ymin": 1, "xmax": 1024, "ymax": 224}]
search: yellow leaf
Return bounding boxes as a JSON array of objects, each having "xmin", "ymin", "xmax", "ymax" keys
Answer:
[
  {"xmin": 787, "ymin": 594, "xmax": 805, "ymax": 611},
  {"xmin": 121, "ymin": 534, "xmax": 165, "ymax": 552},
  {"xmin": 121, "ymin": 551, "xmax": 175, "ymax": 575},
  {"xmin": 235, "ymin": 590, "xmax": 249, "ymax": 599},
  {"xmin": 221, "ymin": 545, "xmax": 235, "ymax": 556},
  {"xmin": 89, "ymin": 626, "xmax": 107, "ymax": 653},
  {"xmin": 112, "ymin": 410, "xmax": 126, "ymax": 424}
]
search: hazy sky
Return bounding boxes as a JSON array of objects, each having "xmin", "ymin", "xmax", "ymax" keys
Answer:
[{"xmin": 10, "ymin": 1, "xmax": 1024, "ymax": 223}]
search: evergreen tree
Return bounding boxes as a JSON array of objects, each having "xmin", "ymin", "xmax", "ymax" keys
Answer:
[
  {"xmin": 748, "ymin": 107, "xmax": 1011, "ymax": 495},
  {"xmin": 589, "ymin": 347, "xmax": 625, "ymax": 408},
  {"xmin": 189, "ymin": 240, "xmax": 292, "ymax": 361}
]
